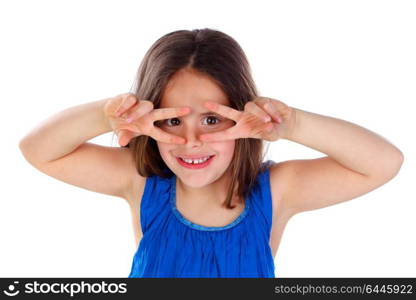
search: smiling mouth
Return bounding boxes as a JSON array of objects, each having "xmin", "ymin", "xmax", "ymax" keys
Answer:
[
  {"xmin": 176, "ymin": 155, "xmax": 215, "ymax": 169},
  {"xmin": 177, "ymin": 155, "xmax": 214, "ymax": 162}
]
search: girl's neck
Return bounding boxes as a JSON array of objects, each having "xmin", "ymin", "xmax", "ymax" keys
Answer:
[{"xmin": 175, "ymin": 169, "xmax": 239, "ymax": 208}]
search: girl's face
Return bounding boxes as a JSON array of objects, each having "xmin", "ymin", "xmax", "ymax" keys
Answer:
[{"xmin": 156, "ymin": 68, "xmax": 236, "ymax": 188}]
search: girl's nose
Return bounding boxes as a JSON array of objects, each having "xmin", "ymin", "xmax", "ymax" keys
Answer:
[{"xmin": 181, "ymin": 126, "xmax": 204, "ymax": 146}]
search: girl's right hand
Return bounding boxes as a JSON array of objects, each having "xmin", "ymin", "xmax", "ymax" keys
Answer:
[{"xmin": 103, "ymin": 93, "xmax": 191, "ymax": 147}]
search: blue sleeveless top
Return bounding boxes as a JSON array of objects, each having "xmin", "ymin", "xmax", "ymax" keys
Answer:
[{"xmin": 128, "ymin": 160, "xmax": 276, "ymax": 278}]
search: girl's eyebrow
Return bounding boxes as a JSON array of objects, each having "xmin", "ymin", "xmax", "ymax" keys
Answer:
[
  {"xmin": 199, "ymin": 111, "xmax": 220, "ymax": 116},
  {"xmin": 176, "ymin": 109, "xmax": 220, "ymax": 116}
]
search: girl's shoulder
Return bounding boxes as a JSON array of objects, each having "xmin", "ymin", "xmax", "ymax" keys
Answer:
[{"xmin": 127, "ymin": 169, "xmax": 171, "ymax": 208}]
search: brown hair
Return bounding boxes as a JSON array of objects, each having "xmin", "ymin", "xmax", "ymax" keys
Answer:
[{"xmin": 120, "ymin": 28, "xmax": 270, "ymax": 209}]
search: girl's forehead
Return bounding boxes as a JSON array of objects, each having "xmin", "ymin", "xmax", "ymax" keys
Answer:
[
  {"xmin": 160, "ymin": 69, "xmax": 230, "ymax": 108},
  {"xmin": 160, "ymin": 95, "xmax": 230, "ymax": 110}
]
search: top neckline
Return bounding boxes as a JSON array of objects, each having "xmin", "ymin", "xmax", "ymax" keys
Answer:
[{"xmin": 169, "ymin": 175, "xmax": 250, "ymax": 231}]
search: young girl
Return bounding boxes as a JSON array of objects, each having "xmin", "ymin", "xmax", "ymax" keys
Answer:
[{"xmin": 19, "ymin": 28, "xmax": 404, "ymax": 278}]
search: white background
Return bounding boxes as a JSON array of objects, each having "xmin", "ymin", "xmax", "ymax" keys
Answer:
[{"xmin": 1, "ymin": 0, "xmax": 414, "ymax": 277}]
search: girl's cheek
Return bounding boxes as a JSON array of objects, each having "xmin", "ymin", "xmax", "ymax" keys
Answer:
[
  {"xmin": 156, "ymin": 143, "xmax": 174, "ymax": 158},
  {"xmin": 215, "ymin": 140, "xmax": 235, "ymax": 157}
]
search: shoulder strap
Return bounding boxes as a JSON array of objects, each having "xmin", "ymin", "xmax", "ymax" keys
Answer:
[
  {"xmin": 139, "ymin": 174, "xmax": 172, "ymax": 234},
  {"xmin": 248, "ymin": 160, "xmax": 274, "ymax": 237}
]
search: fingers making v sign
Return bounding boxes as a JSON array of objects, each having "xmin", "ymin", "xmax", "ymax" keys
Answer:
[{"xmin": 199, "ymin": 97, "xmax": 296, "ymax": 142}]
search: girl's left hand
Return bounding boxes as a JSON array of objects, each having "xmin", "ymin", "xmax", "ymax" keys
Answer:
[{"xmin": 199, "ymin": 97, "xmax": 297, "ymax": 142}]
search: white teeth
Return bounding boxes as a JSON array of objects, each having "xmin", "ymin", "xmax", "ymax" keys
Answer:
[{"xmin": 180, "ymin": 156, "xmax": 211, "ymax": 164}]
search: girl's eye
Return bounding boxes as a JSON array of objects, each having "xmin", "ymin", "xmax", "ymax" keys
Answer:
[
  {"xmin": 163, "ymin": 116, "xmax": 221, "ymax": 127},
  {"xmin": 165, "ymin": 118, "xmax": 181, "ymax": 127},
  {"xmin": 202, "ymin": 116, "xmax": 220, "ymax": 126}
]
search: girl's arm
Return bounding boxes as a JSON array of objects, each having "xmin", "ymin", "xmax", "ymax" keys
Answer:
[
  {"xmin": 273, "ymin": 107, "xmax": 404, "ymax": 214},
  {"xmin": 19, "ymin": 98, "xmax": 111, "ymax": 163},
  {"xmin": 18, "ymin": 98, "xmax": 140, "ymax": 202},
  {"xmin": 286, "ymin": 108, "xmax": 403, "ymax": 177}
]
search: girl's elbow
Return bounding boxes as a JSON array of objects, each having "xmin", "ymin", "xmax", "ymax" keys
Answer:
[{"xmin": 386, "ymin": 151, "xmax": 404, "ymax": 179}]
